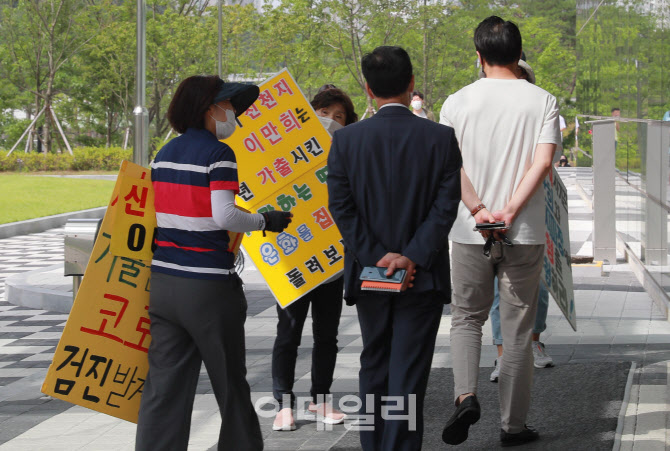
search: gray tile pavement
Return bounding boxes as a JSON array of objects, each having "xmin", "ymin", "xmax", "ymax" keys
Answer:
[{"xmin": 0, "ymin": 169, "xmax": 669, "ymax": 449}]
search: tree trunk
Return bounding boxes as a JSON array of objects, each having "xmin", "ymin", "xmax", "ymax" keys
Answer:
[
  {"xmin": 422, "ymin": 0, "xmax": 428, "ymax": 98},
  {"xmin": 44, "ymin": 31, "xmax": 55, "ymax": 154},
  {"xmin": 31, "ymin": 86, "xmax": 40, "ymax": 153},
  {"xmin": 44, "ymin": 81, "xmax": 53, "ymax": 153},
  {"xmin": 365, "ymin": 94, "xmax": 374, "ymax": 117}
]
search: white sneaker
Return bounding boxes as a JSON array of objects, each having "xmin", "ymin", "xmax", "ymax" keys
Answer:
[
  {"xmin": 490, "ymin": 358, "xmax": 501, "ymax": 383},
  {"xmin": 532, "ymin": 341, "xmax": 554, "ymax": 368}
]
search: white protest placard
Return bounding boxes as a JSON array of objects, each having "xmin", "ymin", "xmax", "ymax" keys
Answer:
[{"xmin": 542, "ymin": 168, "xmax": 576, "ymax": 331}]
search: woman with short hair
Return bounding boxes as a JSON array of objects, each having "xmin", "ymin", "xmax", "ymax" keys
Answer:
[
  {"xmin": 271, "ymin": 87, "xmax": 357, "ymax": 431},
  {"xmin": 136, "ymin": 74, "xmax": 292, "ymax": 451}
]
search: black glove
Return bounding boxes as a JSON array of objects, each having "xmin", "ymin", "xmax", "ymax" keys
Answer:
[{"xmin": 261, "ymin": 211, "xmax": 293, "ymax": 234}]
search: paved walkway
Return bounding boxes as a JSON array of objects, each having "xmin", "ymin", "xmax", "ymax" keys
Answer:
[{"xmin": 1, "ymin": 169, "xmax": 669, "ymax": 450}]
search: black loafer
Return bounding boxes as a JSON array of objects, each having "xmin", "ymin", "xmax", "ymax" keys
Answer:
[
  {"xmin": 442, "ymin": 395, "xmax": 481, "ymax": 445},
  {"xmin": 500, "ymin": 425, "xmax": 539, "ymax": 447}
]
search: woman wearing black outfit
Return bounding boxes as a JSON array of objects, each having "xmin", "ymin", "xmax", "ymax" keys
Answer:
[{"xmin": 272, "ymin": 87, "xmax": 358, "ymax": 431}]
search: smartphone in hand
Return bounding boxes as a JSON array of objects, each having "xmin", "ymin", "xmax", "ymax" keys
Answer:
[{"xmin": 473, "ymin": 221, "xmax": 507, "ymax": 231}]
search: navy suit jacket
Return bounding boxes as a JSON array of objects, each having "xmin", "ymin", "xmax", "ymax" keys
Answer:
[{"xmin": 327, "ymin": 105, "xmax": 462, "ymax": 304}]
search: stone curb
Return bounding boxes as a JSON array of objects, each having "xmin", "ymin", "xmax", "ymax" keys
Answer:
[
  {"xmin": 4, "ymin": 264, "xmax": 73, "ymax": 314},
  {"xmin": 0, "ymin": 207, "xmax": 107, "ymax": 239}
]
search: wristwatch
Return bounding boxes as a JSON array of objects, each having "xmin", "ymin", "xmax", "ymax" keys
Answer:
[{"xmin": 470, "ymin": 203, "xmax": 486, "ymax": 216}]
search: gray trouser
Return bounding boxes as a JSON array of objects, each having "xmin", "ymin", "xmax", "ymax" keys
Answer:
[
  {"xmin": 136, "ymin": 272, "xmax": 263, "ymax": 451},
  {"xmin": 450, "ymin": 242, "xmax": 544, "ymax": 433}
]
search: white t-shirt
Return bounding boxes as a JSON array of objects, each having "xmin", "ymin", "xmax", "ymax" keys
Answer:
[{"xmin": 440, "ymin": 78, "xmax": 561, "ymax": 245}]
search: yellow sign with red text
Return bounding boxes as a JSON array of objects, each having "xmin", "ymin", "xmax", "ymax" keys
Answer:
[
  {"xmin": 42, "ymin": 160, "xmax": 248, "ymax": 422},
  {"xmin": 42, "ymin": 161, "xmax": 153, "ymax": 423},
  {"xmin": 224, "ymin": 69, "xmax": 343, "ymax": 308},
  {"xmin": 110, "ymin": 167, "xmax": 157, "ymax": 261}
]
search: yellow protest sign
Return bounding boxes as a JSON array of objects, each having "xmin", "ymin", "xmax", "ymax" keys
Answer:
[
  {"xmin": 241, "ymin": 167, "xmax": 344, "ymax": 305},
  {"xmin": 42, "ymin": 160, "xmax": 248, "ymax": 422},
  {"xmin": 225, "ymin": 69, "xmax": 332, "ymax": 210},
  {"xmin": 224, "ymin": 70, "xmax": 343, "ymax": 308},
  {"xmin": 42, "ymin": 161, "xmax": 152, "ymax": 423},
  {"xmin": 42, "ymin": 161, "xmax": 249, "ymax": 423},
  {"xmin": 111, "ymin": 162, "xmax": 157, "ymax": 261}
]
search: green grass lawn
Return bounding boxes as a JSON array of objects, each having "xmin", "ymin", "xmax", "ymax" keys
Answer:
[{"xmin": 0, "ymin": 173, "xmax": 117, "ymax": 224}]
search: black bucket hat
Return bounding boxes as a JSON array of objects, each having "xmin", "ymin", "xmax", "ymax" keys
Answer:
[{"xmin": 213, "ymin": 82, "xmax": 260, "ymax": 117}]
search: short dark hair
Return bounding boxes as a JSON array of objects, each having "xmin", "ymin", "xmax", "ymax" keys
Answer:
[
  {"xmin": 361, "ymin": 46, "xmax": 413, "ymax": 98},
  {"xmin": 411, "ymin": 91, "xmax": 424, "ymax": 100},
  {"xmin": 311, "ymin": 88, "xmax": 358, "ymax": 125},
  {"xmin": 168, "ymin": 75, "xmax": 223, "ymax": 134},
  {"xmin": 474, "ymin": 16, "xmax": 522, "ymax": 66},
  {"xmin": 611, "ymin": 107, "xmax": 620, "ymax": 113}
]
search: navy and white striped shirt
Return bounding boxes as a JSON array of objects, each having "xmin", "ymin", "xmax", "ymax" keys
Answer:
[{"xmin": 151, "ymin": 128, "xmax": 240, "ymax": 280}]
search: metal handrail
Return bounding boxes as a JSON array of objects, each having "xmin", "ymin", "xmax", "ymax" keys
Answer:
[{"xmin": 578, "ymin": 114, "xmax": 667, "ymax": 125}]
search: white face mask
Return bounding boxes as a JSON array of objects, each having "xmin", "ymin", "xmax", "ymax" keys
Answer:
[
  {"xmin": 318, "ymin": 116, "xmax": 344, "ymax": 135},
  {"xmin": 411, "ymin": 100, "xmax": 423, "ymax": 110},
  {"xmin": 210, "ymin": 105, "xmax": 236, "ymax": 140}
]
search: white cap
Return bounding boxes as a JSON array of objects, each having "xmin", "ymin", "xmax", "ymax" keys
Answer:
[{"xmin": 478, "ymin": 59, "xmax": 536, "ymax": 85}]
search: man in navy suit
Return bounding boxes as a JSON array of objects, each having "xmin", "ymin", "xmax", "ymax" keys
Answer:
[{"xmin": 327, "ymin": 46, "xmax": 462, "ymax": 451}]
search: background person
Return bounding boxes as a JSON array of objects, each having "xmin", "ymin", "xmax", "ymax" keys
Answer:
[
  {"xmin": 136, "ymin": 75, "xmax": 292, "ymax": 451},
  {"xmin": 410, "ymin": 90, "xmax": 435, "ymax": 120},
  {"xmin": 440, "ymin": 16, "xmax": 560, "ymax": 447},
  {"xmin": 271, "ymin": 87, "xmax": 357, "ymax": 432},
  {"xmin": 557, "ymin": 155, "xmax": 571, "ymax": 167},
  {"xmin": 328, "ymin": 46, "xmax": 462, "ymax": 450},
  {"xmin": 311, "ymin": 87, "xmax": 358, "ymax": 134}
]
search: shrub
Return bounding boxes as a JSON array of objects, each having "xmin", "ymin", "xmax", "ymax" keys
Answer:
[{"xmin": 0, "ymin": 147, "xmax": 133, "ymax": 172}]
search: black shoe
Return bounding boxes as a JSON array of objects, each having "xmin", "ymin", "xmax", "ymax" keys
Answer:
[
  {"xmin": 441, "ymin": 395, "xmax": 481, "ymax": 445},
  {"xmin": 500, "ymin": 425, "xmax": 539, "ymax": 447}
]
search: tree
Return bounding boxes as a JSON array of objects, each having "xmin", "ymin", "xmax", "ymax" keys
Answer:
[
  {"xmin": 0, "ymin": 0, "xmax": 111, "ymax": 153},
  {"xmin": 323, "ymin": 0, "xmax": 416, "ymax": 113},
  {"xmin": 145, "ymin": 1, "xmax": 213, "ymax": 143},
  {"xmin": 68, "ymin": 2, "xmax": 136, "ymax": 147}
]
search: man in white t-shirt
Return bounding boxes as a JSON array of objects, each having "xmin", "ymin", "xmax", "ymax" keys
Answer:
[{"xmin": 439, "ymin": 16, "xmax": 560, "ymax": 447}]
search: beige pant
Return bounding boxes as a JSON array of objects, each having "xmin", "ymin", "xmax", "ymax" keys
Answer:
[{"xmin": 450, "ymin": 242, "xmax": 544, "ymax": 433}]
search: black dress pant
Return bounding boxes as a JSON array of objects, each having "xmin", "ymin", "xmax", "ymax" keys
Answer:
[
  {"xmin": 271, "ymin": 277, "xmax": 344, "ymax": 408},
  {"xmin": 136, "ymin": 272, "xmax": 262, "ymax": 451},
  {"xmin": 356, "ymin": 291, "xmax": 443, "ymax": 451}
]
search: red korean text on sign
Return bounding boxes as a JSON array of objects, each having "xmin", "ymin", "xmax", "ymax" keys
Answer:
[
  {"xmin": 245, "ymin": 104, "xmax": 262, "ymax": 120},
  {"xmin": 244, "ymin": 132, "xmax": 266, "ymax": 153},
  {"xmin": 279, "ymin": 109, "xmax": 302, "ymax": 134},
  {"xmin": 273, "ymin": 78, "xmax": 294, "ymax": 97},
  {"xmin": 274, "ymin": 158, "xmax": 293, "ymax": 178},
  {"xmin": 545, "ymin": 232, "xmax": 555, "ymax": 265},
  {"xmin": 257, "ymin": 167, "xmax": 278, "ymax": 185},
  {"xmin": 123, "ymin": 306, "xmax": 151, "ymax": 353},
  {"xmin": 259, "ymin": 89, "xmax": 278, "ymax": 109},
  {"xmin": 260, "ymin": 122, "xmax": 282, "ymax": 145},
  {"xmin": 80, "ymin": 294, "xmax": 129, "ymax": 344},
  {"xmin": 124, "ymin": 184, "xmax": 148, "ymax": 217},
  {"xmin": 312, "ymin": 207, "xmax": 334, "ymax": 230}
]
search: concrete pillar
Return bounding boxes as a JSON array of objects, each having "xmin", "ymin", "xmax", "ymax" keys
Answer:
[
  {"xmin": 592, "ymin": 120, "xmax": 617, "ymax": 263},
  {"xmin": 643, "ymin": 122, "xmax": 670, "ymax": 265}
]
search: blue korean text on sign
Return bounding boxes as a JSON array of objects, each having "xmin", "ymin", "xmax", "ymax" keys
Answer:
[
  {"xmin": 296, "ymin": 224, "xmax": 314, "ymax": 242},
  {"xmin": 260, "ymin": 243, "xmax": 280, "ymax": 266},
  {"xmin": 276, "ymin": 232, "xmax": 299, "ymax": 256}
]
